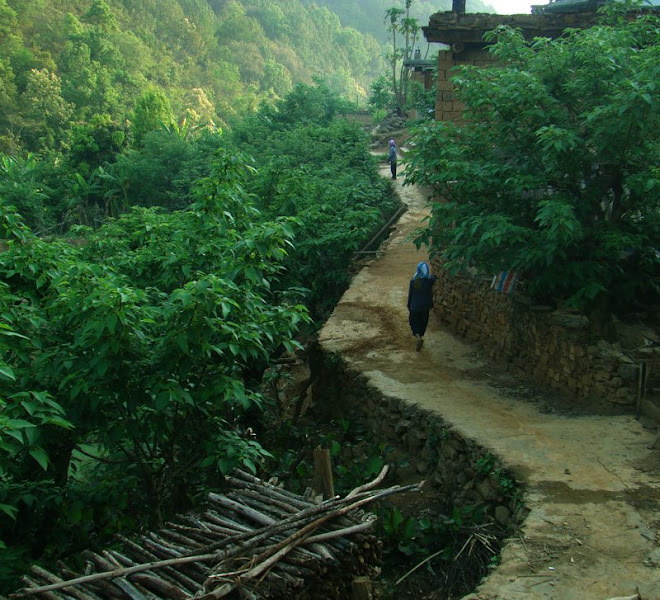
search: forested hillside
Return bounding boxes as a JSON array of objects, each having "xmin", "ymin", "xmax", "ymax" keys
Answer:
[{"xmin": 0, "ymin": 0, "xmax": 386, "ymax": 154}]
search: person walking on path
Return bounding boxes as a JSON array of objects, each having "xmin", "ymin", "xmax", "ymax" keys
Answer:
[
  {"xmin": 407, "ymin": 261, "xmax": 437, "ymax": 351},
  {"xmin": 388, "ymin": 139, "xmax": 397, "ymax": 179}
]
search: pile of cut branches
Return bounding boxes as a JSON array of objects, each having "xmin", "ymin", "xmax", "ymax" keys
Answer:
[{"xmin": 11, "ymin": 467, "xmax": 422, "ymax": 600}]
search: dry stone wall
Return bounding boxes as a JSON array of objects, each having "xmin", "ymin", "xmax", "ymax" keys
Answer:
[
  {"xmin": 429, "ymin": 261, "xmax": 649, "ymax": 413},
  {"xmin": 309, "ymin": 347, "xmax": 526, "ymax": 533}
]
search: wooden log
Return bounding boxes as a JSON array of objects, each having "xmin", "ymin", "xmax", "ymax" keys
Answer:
[
  {"xmin": 81, "ymin": 552, "xmax": 115, "ymax": 573},
  {"xmin": 168, "ymin": 524, "xmax": 215, "ymax": 544},
  {"xmin": 138, "ymin": 539, "xmax": 180, "ymax": 560},
  {"xmin": 12, "ymin": 475, "xmax": 419, "ymax": 600},
  {"xmin": 273, "ymin": 561, "xmax": 315, "ymax": 580},
  {"xmin": 29, "ymin": 566, "xmax": 98, "ymax": 600},
  {"xmin": 203, "ymin": 480, "xmax": 421, "ymax": 575},
  {"xmin": 200, "ymin": 482, "xmax": 421, "ymax": 599},
  {"xmin": 223, "ymin": 481, "xmax": 312, "ymax": 512},
  {"xmin": 140, "ymin": 537, "xmax": 208, "ymax": 576},
  {"xmin": 128, "ymin": 574, "xmax": 190, "ymax": 600},
  {"xmin": 100, "ymin": 552, "xmax": 123, "ymax": 569},
  {"xmin": 53, "ymin": 566, "xmax": 106, "ymax": 600},
  {"xmin": 110, "ymin": 577, "xmax": 149, "ymax": 600},
  {"xmin": 224, "ymin": 491, "xmax": 290, "ymax": 520},
  {"xmin": 155, "ymin": 529, "xmax": 205, "ymax": 549},
  {"xmin": 20, "ymin": 577, "xmax": 66, "ymax": 600},
  {"xmin": 306, "ymin": 521, "xmax": 375, "ymax": 544},
  {"xmin": 114, "ymin": 539, "xmax": 202, "ymax": 591},
  {"xmin": 206, "ymin": 494, "xmax": 276, "ymax": 527},
  {"xmin": 107, "ymin": 551, "xmax": 194, "ymax": 596},
  {"xmin": 314, "ymin": 446, "xmax": 335, "ymax": 500},
  {"xmin": 346, "ymin": 465, "xmax": 389, "ymax": 499},
  {"xmin": 193, "ymin": 521, "xmax": 244, "ymax": 537},
  {"xmin": 309, "ymin": 544, "xmax": 336, "ymax": 563},
  {"xmin": 144, "ymin": 534, "xmax": 187, "ymax": 554},
  {"xmin": 81, "ymin": 553, "xmax": 153, "ymax": 600},
  {"xmin": 351, "ymin": 576, "xmax": 373, "ymax": 600},
  {"xmin": 175, "ymin": 515, "xmax": 212, "ymax": 532},
  {"xmin": 10, "ymin": 553, "xmax": 218, "ymax": 598},
  {"xmin": 228, "ymin": 488, "xmax": 301, "ymax": 516},
  {"xmin": 229, "ymin": 471, "xmax": 313, "ymax": 510},
  {"xmin": 201, "ymin": 512, "xmax": 251, "ymax": 533}
]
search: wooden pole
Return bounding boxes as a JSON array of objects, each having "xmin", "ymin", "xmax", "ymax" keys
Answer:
[
  {"xmin": 313, "ymin": 446, "xmax": 335, "ymax": 500},
  {"xmin": 351, "ymin": 576, "xmax": 373, "ymax": 600}
]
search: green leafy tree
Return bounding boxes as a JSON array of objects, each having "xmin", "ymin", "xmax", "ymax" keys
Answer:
[
  {"xmin": 109, "ymin": 128, "xmax": 220, "ymax": 211},
  {"xmin": 230, "ymin": 83, "xmax": 399, "ymax": 317},
  {"xmin": 83, "ymin": 0, "xmax": 119, "ymax": 32},
  {"xmin": 130, "ymin": 89, "xmax": 174, "ymax": 146},
  {"xmin": 406, "ymin": 2, "xmax": 660, "ymax": 323},
  {"xmin": 263, "ymin": 80, "xmax": 354, "ymax": 127},
  {"xmin": 19, "ymin": 68, "xmax": 72, "ymax": 150},
  {"xmin": 0, "ymin": 150, "xmax": 310, "ymax": 539},
  {"xmin": 65, "ymin": 114, "xmax": 128, "ymax": 176},
  {"xmin": 0, "ymin": 207, "xmax": 74, "ymax": 566},
  {"xmin": 0, "ymin": 0, "xmax": 390, "ymax": 154},
  {"xmin": 0, "ymin": 155, "xmax": 51, "ymax": 233},
  {"xmin": 368, "ymin": 74, "xmax": 394, "ymax": 111},
  {"xmin": 385, "ymin": 0, "xmax": 420, "ymax": 111}
]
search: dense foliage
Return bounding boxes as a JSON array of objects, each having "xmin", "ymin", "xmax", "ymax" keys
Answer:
[
  {"xmin": 229, "ymin": 83, "xmax": 399, "ymax": 317},
  {"xmin": 406, "ymin": 2, "xmax": 660, "ymax": 318},
  {"xmin": 0, "ymin": 75, "xmax": 400, "ymax": 589},
  {"xmin": 0, "ymin": 151, "xmax": 309, "ymax": 579},
  {"xmin": 0, "ymin": 0, "xmax": 404, "ymax": 590}
]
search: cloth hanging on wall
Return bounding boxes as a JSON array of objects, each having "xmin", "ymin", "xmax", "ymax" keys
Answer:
[{"xmin": 491, "ymin": 270, "xmax": 518, "ymax": 294}]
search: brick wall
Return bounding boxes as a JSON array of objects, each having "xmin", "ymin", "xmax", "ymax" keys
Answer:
[{"xmin": 435, "ymin": 49, "xmax": 497, "ymax": 122}]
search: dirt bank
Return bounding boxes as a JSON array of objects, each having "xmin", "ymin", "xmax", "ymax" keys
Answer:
[{"xmin": 318, "ymin": 158, "xmax": 660, "ymax": 600}]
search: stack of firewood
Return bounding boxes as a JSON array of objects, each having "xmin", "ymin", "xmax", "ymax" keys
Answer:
[{"xmin": 11, "ymin": 467, "xmax": 421, "ymax": 600}]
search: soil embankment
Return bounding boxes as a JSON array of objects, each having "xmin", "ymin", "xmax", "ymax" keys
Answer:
[{"xmin": 317, "ymin": 158, "xmax": 660, "ymax": 600}]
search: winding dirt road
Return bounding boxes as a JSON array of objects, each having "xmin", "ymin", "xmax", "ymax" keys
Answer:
[{"xmin": 318, "ymin": 159, "xmax": 660, "ymax": 600}]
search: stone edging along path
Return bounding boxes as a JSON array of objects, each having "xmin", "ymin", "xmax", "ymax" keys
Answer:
[{"xmin": 317, "ymin": 159, "xmax": 660, "ymax": 600}]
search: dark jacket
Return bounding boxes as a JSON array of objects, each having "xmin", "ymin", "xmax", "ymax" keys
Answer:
[
  {"xmin": 388, "ymin": 146, "xmax": 397, "ymax": 163},
  {"xmin": 407, "ymin": 276, "xmax": 437, "ymax": 312}
]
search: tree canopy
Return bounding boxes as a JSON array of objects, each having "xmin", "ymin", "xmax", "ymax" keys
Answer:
[{"xmin": 406, "ymin": 2, "xmax": 660, "ymax": 316}]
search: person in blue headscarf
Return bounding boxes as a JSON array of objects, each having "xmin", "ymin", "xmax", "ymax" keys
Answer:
[{"xmin": 407, "ymin": 261, "xmax": 437, "ymax": 351}]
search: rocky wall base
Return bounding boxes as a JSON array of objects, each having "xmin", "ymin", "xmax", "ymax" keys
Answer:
[
  {"xmin": 430, "ymin": 263, "xmax": 660, "ymax": 414},
  {"xmin": 309, "ymin": 345, "xmax": 527, "ymax": 535}
]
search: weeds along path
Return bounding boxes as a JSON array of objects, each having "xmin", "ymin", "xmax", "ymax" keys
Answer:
[{"xmin": 318, "ymin": 156, "xmax": 660, "ymax": 600}]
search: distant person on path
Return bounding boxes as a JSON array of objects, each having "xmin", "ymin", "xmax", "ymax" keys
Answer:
[
  {"xmin": 388, "ymin": 139, "xmax": 397, "ymax": 179},
  {"xmin": 407, "ymin": 261, "xmax": 437, "ymax": 352}
]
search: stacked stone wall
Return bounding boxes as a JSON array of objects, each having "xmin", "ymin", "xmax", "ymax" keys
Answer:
[
  {"xmin": 430, "ymin": 262, "xmax": 650, "ymax": 413},
  {"xmin": 310, "ymin": 348, "xmax": 526, "ymax": 533}
]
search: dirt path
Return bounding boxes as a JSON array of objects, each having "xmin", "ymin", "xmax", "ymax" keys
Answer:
[{"xmin": 318, "ymin": 160, "xmax": 660, "ymax": 600}]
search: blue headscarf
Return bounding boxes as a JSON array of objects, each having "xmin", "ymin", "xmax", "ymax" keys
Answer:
[
  {"xmin": 414, "ymin": 261, "xmax": 431, "ymax": 279},
  {"xmin": 389, "ymin": 139, "xmax": 395, "ymax": 147}
]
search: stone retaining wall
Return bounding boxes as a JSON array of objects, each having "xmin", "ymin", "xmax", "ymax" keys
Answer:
[
  {"xmin": 429, "ymin": 262, "xmax": 653, "ymax": 413},
  {"xmin": 310, "ymin": 347, "xmax": 526, "ymax": 534}
]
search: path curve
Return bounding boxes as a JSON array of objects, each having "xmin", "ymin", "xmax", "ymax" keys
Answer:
[{"xmin": 318, "ymin": 160, "xmax": 660, "ymax": 600}]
